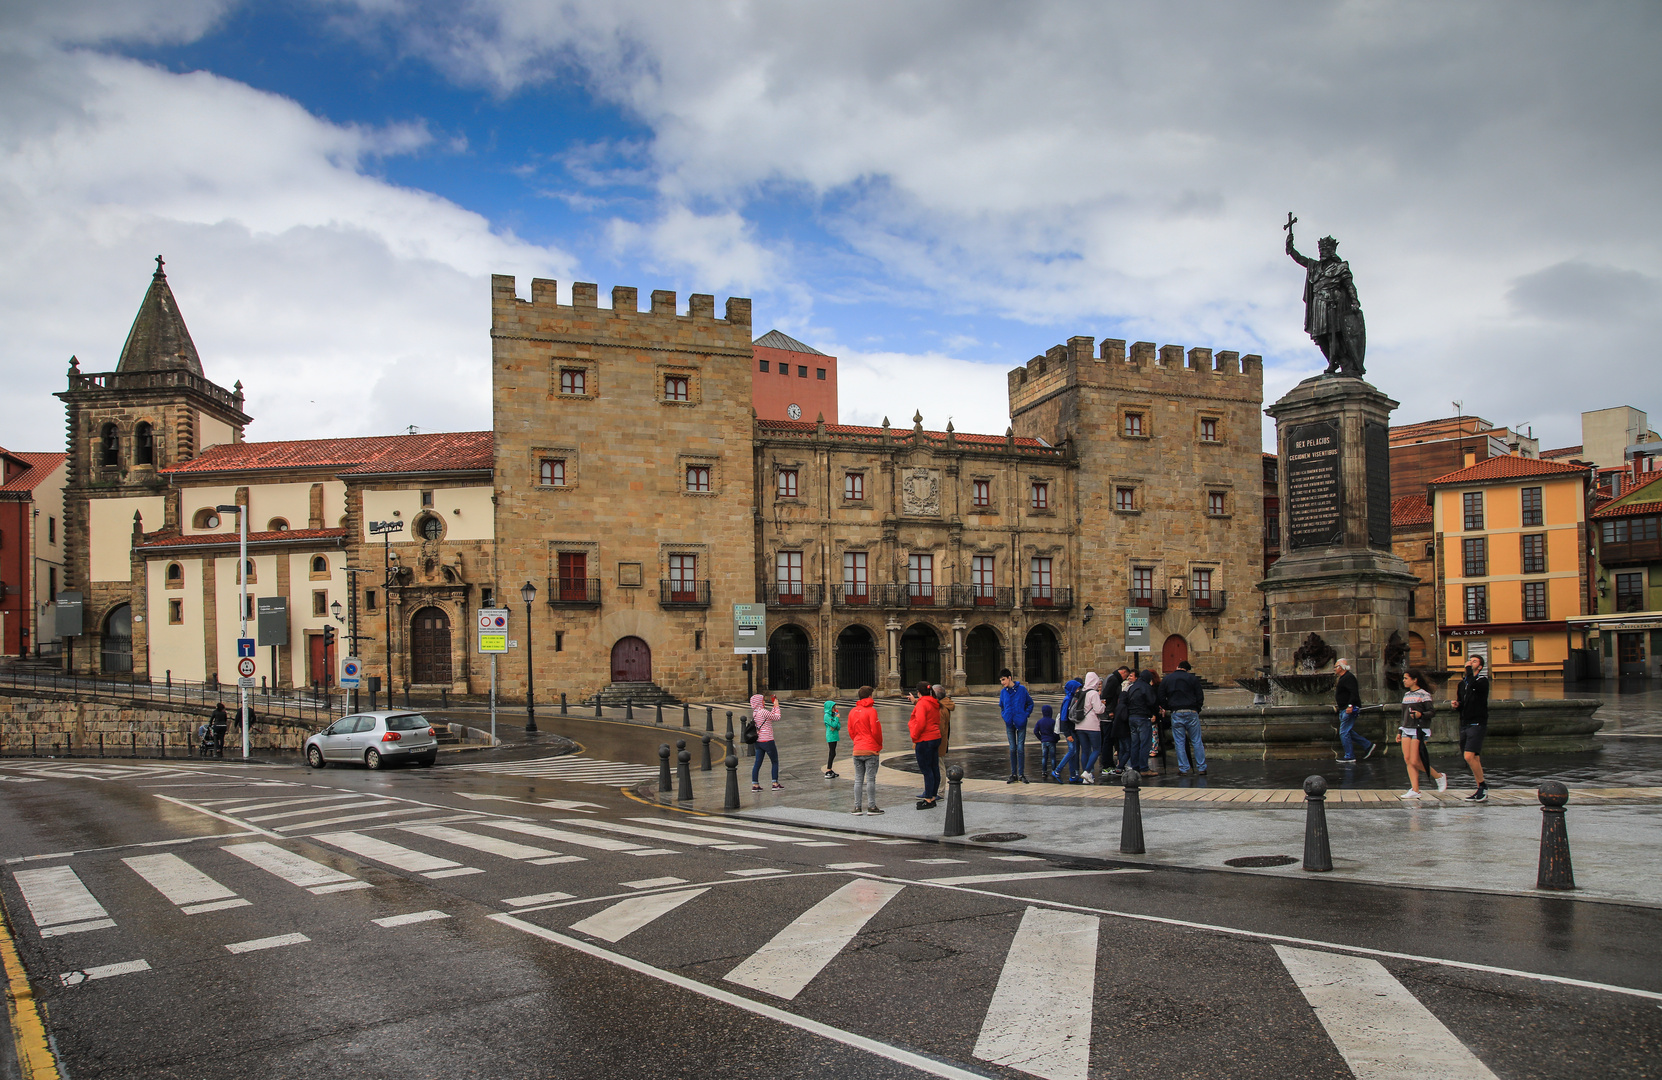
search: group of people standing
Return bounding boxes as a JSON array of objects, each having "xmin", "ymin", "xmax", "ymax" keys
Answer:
[{"xmin": 1003, "ymin": 664, "xmax": 1208, "ymax": 784}]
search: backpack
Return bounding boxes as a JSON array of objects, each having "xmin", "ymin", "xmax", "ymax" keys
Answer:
[
  {"xmin": 741, "ymin": 717, "xmax": 759, "ymax": 744},
  {"xmin": 1069, "ymin": 688, "xmax": 1086, "ymax": 725}
]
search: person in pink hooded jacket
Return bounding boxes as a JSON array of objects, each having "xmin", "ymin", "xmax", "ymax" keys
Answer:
[{"xmin": 749, "ymin": 693, "xmax": 783, "ymax": 791}]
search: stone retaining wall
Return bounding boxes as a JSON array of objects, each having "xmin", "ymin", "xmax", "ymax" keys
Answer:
[
  {"xmin": 1197, "ymin": 698, "xmax": 1604, "ymax": 759},
  {"xmin": 0, "ymin": 693, "xmax": 321, "ymax": 755}
]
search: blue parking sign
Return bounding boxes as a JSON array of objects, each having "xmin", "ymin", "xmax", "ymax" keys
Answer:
[{"xmin": 237, "ymin": 638, "xmax": 256, "ymax": 658}]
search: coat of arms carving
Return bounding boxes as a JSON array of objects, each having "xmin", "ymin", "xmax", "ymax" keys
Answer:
[{"xmin": 901, "ymin": 468, "xmax": 941, "ymax": 516}]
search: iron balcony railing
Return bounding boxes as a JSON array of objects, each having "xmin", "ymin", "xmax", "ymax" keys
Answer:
[
  {"xmin": 1022, "ymin": 587, "xmax": 1073, "ymax": 611},
  {"xmin": 659, "ymin": 579, "xmax": 711, "ymax": 608},
  {"xmin": 1128, "ymin": 589, "xmax": 1167, "ymax": 612},
  {"xmin": 761, "ymin": 583, "xmax": 825, "ymax": 608},
  {"xmin": 881, "ymin": 583, "xmax": 939, "ymax": 607},
  {"xmin": 1189, "ymin": 590, "xmax": 1227, "ymax": 614},
  {"xmin": 832, "ymin": 585, "xmax": 875, "ymax": 608},
  {"xmin": 546, "ymin": 577, "xmax": 601, "ymax": 608},
  {"xmin": 951, "ymin": 585, "xmax": 1015, "ymax": 610}
]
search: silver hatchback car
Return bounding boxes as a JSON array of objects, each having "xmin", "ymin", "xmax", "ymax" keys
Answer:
[{"xmin": 304, "ymin": 711, "xmax": 440, "ymax": 770}]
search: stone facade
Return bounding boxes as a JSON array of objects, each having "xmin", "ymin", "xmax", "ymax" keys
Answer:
[
  {"xmin": 491, "ymin": 278, "xmax": 758, "ymax": 705},
  {"xmin": 1009, "ymin": 337, "xmax": 1265, "ymax": 682}
]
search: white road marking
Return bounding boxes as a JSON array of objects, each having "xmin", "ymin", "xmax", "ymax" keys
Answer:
[
  {"xmin": 624, "ymin": 818, "xmax": 842, "ymax": 846},
  {"xmin": 221, "ymin": 841, "xmax": 364, "ymax": 893},
  {"xmin": 399, "ymin": 823, "xmax": 561, "ymax": 861},
  {"xmin": 447, "ymin": 755, "xmax": 658, "ymax": 785},
  {"xmin": 973, "ymin": 906, "xmax": 1099, "ymax": 1080},
  {"xmin": 14, "ymin": 866, "xmax": 113, "ymax": 936},
  {"xmin": 621, "ymin": 877, "xmax": 686, "ymax": 890},
  {"xmin": 153, "ymin": 794, "xmax": 281, "ymax": 838},
  {"xmin": 455, "ymin": 794, "xmax": 601, "ymax": 811},
  {"xmin": 225, "ymin": 932, "xmax": 309, "ymax": 954},
  {"xmin": 991, "ymin": 855, "xmax": 1046, "ymax": 862},
  {"xmin": 374, "ymin": 910, "xmax": 452, "ymax": 928},
  {"xmin": 909, "ymin": 858, "xmax": 966, "ymax": 865},
  {"xmin": 727, "ymin": 868, "xmax": 789, "ymax": 877},
  {"xmin": 216, "ymin": 794, "xmax": 362, "ymax": 814},
  {"xmin": 1275, "ymin": 946, "xmax": 1501, "ymax": 1079},
  {"xmin": 529, "ymin": 855, "xmax": 586, "ymax": 866},
  {"xmin": 244, "ymin": 799, "xmax": 393, "ymax": 821},
  {"xmin": 312, "ymin": 831, "xmax": 470, "ymax": 875},
  {"xmin": 0, "ymin": 776, "xmax": 44, "ymax": 783},
  {"xmin": 725, "ymin": 879, "xmax": 906, "ymax": 1000},
  {"xmin": 926, "ymin": 870, "xmax": 1139, "ymax": 886},
  {"xmin": 60, "ymin": 959, "xmax": 151, "ymax": 985},
  {"xmin": 627, "ymin": 848, "xmax": 678, "ymax": 857},
  {"xmin": 277, "ymin": 807, "xmax": 432, "ymax": 832},
  {"xmin": 425, "ymin": 867, "xmax": 486, "ymax": 878},
  {"xmin": 122, "ymin": 853, "xmax": 244, "ymax": 913},
  {"xmin": 491, "ymin": 915, "xmax": 989, "ymax": 1080},
  {"xmin": 825, "ymin": 862, "xmax": 883, "ymax": 870},
  {"xmin": 504, "ymin": 891, "xmax": 575, "ymax": 907},
  {"xmin": 569, "ymin": 889, "xmax": 709, "ymax": 942},
  {"xmin": 476, "ymin": 820, "xmax": 647, "ymax": 853},
  {"xmin": 869, "ymin": 839, "xmax": 918, "ymax": 845},
  {"xmin": 556, "ymin": 818, "xmax": 734, "ymax": 848}
]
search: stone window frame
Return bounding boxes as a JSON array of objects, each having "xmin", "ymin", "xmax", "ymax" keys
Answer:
[
  {"xmin": 533, "ymin": 445, "xmax": 578, "ymax": 491},
  {"xmin": 842, "ymin": 470, "xmax": 867, "ymax": 504},
  {"xmin": 312, "ymin": 589, "xmax": 329, "ymax": 617},
  {"xmin": 1130, "ymin": 563, "xmax": 1162, "ymax": 603},
  {"xmin": 241, "ymin": 559, "xmax": 258, "ymax": 585},
  {"xmin": 770, "ymin": 459, "xmax": 807, "ymax": 505},
  {"xmin": 553, "ymin": 360, "xmax": 597, "ymax": 400},
  {"xmin": 1188, "ymin": 562, "xmax": 1220, "ymax": 599},
  {"xmin": 660, "ymin": 543, "xmax": 710, "ymax": 586},
  {"xmin": 165, "ymin": 562, "xmax": 185, "ymax": 590},
  {"xmin": 1028, "ymin": 476, "xmax": 1054, "ymax": 515},
  {"xmin": 414, "ymin": 512, "xmax": 446, "ymax": 542},
  {"xmin": 1119, "ymin": 405, "xmax": 1152, "ymax": 440},
  {"xmin": 678, "ymin": 452, "xmax": 720, "ymax": 497},
  {"xmin": 1198, "ymin": 414, "xmax": 1224, "ymax": 444},
  {"xmin": 969, "ymin": 477, "xmax": 996, "ymax": 514},
  {"xmin": 546, "ymin": 539, "xmax": 600, "ymax": 583},
  {"xmin": 773, "ymin": 547, "xmax": 809, "ymax": 593},
  {"xmin": 267, "ymin": 517, "xmax": 290, "ymax": 531},
  {"xmin": 1205, "ymin": 490, "xmax": 1230, "ymax": 518},
  {"xmin": 777, "ymin": 468, "xmax": 800, "ymax": 499},
  {"xmin": 309, "ymin": 555, "xmax": 330, "ymax": 580},
  {"xmin": 168, "ymin": 597, "xmax": 183, "ymax": 624},
  {"xmin": 1112, "ymin": 480, "xmax": 1142, "ymax": 515},
  {"xmin": 656, "ymin": 362, "xmax": 702, "ymax": 408},
  {"xmin": 1509, "ymin": 637, "xmax": 1533, "ymax": 664},
  {"xmin": 191, "ymin": 507, "xmax": 224, "ymax": 531}
]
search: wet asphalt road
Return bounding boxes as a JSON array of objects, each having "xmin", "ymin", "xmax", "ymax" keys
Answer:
[{"xmin": 3, "ymin": 737, "xmax": 1660, "ymax": 1079}]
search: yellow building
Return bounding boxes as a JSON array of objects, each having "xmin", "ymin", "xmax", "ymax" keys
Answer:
[{"xmin": 1430, "ymin": 455, "xmax": 1590, "ymax": 674}]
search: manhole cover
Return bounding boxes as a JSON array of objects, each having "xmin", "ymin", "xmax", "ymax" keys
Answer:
[
  {"xmin": 969, "ymin": 832, "xmax": 1027, "ymax": 843},
  {"xmin": 1224, "ymin": 855, "xmax": 1298, "ymax": 868}
]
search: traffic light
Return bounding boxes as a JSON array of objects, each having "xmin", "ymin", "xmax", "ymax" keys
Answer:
[{"xmin": 323, "ymin": 625, "xmax": 335, "ymax": 650}]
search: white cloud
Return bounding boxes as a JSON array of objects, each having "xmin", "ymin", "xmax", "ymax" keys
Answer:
[{"xmin": 835, "ymin": 349, "xmax": 1011, "ymax": 438}]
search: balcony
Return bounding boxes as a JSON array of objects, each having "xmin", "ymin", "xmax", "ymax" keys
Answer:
[
  {"xmin": 1189, "ymin": 590, "xmax": 1227, "ymax": 614},
  {"xmin": 659, "ymin": 579, "xmax": 711, "ymax": 608},
  {"xmin": 876, "ymin": 583, "xmax": 938, "ymax": 607},
  {"xmin": 1022, "ymin": 587, "xmax": 1073, "ymax": 611},
  {"xmin": 952, "ymin": 585, "xmax": 1015, "ymax": 610},
  {"xmin": 832, "ymin": 585, "xmax": 875, "ymax": 609},
  {"xmin": 762, "ymin": 583, "xmax": 824, "ymax": 608},
  {"xmin": 1599, "ymin": 537, "xmax": 1662, "ymax": 567},
  {"xmin": 546, "ymin": 577, "xmax": 601, "ymax": 608},
  {"xmin": 1128, "ymin": 589, "xmax": 1167, "ymax": 612}
]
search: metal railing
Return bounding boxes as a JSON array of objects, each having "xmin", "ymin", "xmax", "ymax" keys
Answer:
[
  {"xmin": 659, "ymin": 579, "xmax": 712, "ymax": 608},
  {"xmin": 1128, "ymin": 589, "xmax": 1167, "ymax": 612},
  {"xmin": 0, "ymin": 665, "xmax": 342, "ymax": 726},
  {"xmin": 1021, "ymin": 587, "xmax": 1073, "ymax": 611},
  {"xmin": 761, "ymin": 583, "xmax": 824, "ymax": 608},
  {"xmin": 1189, "ymin": 590, "xmax": 1227, "ymax": 614},
  {"xmin": 546, "ymin": 577, "xmax": 602, "ymax": 607},
  {"xmin": 952, "ymin": 585, "xmax": 1015, "ymax": 610},
  {"xmin": 831, "ymin": 585, "xmax": 875, "ymax": 608}
]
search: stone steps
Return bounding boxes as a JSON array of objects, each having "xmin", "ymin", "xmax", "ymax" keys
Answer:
[{"xmin": 582, "ymin": 681, "xmax": 682, "ymax": 708}]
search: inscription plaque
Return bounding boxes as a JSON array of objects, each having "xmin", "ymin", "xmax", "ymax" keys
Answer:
[
  {"xmin": 1286, "ymin": 420, "xmax": 1343, "ymax": 549},
  {"xmin": 1365, "ymin": 421, "xmax": 1391, "ymax": 548}
]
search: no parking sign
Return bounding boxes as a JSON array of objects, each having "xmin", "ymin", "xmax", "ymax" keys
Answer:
[
  {"xmin": 477, "ymin": 608, "xmax": 509, "ymax": 654},
  {"xmin": 340, "ymin": 657, "xmax": 362, "ymax": 688}
]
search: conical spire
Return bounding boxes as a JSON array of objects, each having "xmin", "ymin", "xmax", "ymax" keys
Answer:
[{"xmin": 116, "ymin": 257, "xmax": 203, "ymax": 376}]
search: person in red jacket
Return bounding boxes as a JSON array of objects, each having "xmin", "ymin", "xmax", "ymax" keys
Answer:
[
  {"xmin": 847, "ymin": 687, "xmax": 884, "ymax": 816},
  {"xmin": 908, "ymin": 680, "xmax": 943, "ymax": 809}
]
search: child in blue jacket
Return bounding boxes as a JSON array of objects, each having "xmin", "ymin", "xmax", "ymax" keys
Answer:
[{"xmin": 1035, "ymin": 705, "xmax": 1058, "ymax": 779}]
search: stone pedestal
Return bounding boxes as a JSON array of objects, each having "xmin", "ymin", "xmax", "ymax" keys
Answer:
[{"xmin": 1260, "ymin": 376, "xmax": 1416, "ymax": 702}]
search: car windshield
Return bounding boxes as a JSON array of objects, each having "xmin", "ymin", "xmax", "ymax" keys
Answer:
[{"xmin": 385, "ymin": 714, "xmax": 433, "ymax": 732}]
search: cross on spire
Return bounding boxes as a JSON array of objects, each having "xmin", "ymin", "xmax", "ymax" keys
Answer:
[{"xmin": 154, "ymin": 255, "xmax": 165, "ymax": 275}]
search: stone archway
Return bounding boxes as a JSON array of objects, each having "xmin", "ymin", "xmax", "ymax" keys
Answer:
[
  {"xmin": 1023, "ymin": 624, "xmax": 1060, "ymax": 685},
  {"xmin": 409, "ymin": 607, "xmax": 452, "ymax": 684},
  {"xmin": 900, "ymin": 623, "xmax": 942, "ymax": 688},
  {"xmin": 1161, "ymin": 634, "xmax": 1189, "ymax": 673},
  {"xmin": 101, "ymin": 604, "xmax": 132, "ymax": 674},
  {"xmin": 965, "ymin": 625, "xmax": 1003, "ymax": 685},
  {"xmin": 768, "ymin": 625, "xmax": 813, "ymax": 692},
  {"xmin": 611, "ymin": 636, "xmax": 652, "ymax": 682},
  {"xmin": 835, "ymin": 625, "xmax": 878, "ymax": 690}
]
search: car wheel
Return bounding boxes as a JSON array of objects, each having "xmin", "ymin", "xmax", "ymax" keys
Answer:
[
  {"xmin": 365, "ymin": 748, "xmax": 383, "ymax": 770},
  {"xmin": 307, "ymin": 746, "xmax": 326, "ymax": 769},
  {"xmin": 417, "ymin": 754, "xmax": 436, "ymax": 767}
]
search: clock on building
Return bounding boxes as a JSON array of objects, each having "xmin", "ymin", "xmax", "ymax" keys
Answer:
[{"xmin": 787, "ymin": 403, "xmax": 802, "ymax": 420}]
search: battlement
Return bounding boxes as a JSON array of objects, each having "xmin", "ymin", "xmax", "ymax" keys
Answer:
[
  {"xmin": 1007, "ymin": 334, "xmax": 1262, "ymax": 413},
  {"xmin": 490, "ymin": 275, "xmax": 751, "ymax": 328}
]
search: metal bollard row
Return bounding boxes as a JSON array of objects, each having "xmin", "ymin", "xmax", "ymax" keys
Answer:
[
  {"xmin": 943, "ymin": 765, "xmax": 965, "ymax": 836},
  {"xmin": 658, "ymin": 743, "xmax": 672, "ymax": 793}
]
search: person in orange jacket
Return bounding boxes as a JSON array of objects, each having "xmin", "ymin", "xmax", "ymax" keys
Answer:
[
  {"xmin": 908, "ymin": 680, "xmax": 943, "ymax": 809},
  {"xmin": 847, "ymin": 687, "xmax": 884, "ymax": 816}
]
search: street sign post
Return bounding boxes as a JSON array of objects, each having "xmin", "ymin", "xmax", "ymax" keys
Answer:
[
  {"xmin": 237, "ymin": 638, "xmax": 255, "ymax": 659},
  {"xmin": 1124, "ymin": 607, "xmax": 1151, "ymax": 653},
  {"xmin": 340, "ymin": 657, "xmax": 362, "ymax": 689},
  {"xmin": 733, "ymin": 604, "xmax": 767, "ymax": 655},
  {"xmin": 237, "ymin": 657, "xmax": 256, "ymax": 679},
  {"xmin": 476, "ymin": 608, "xmax": 509, "ymax": 744}
]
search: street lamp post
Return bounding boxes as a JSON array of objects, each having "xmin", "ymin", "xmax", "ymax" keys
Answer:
[
  {"xmin": 521, "ymin": 580, "xmax": 538, "ymax": 732},
  {"xmin": 367, "ymin": 520, "xmax": 404, "ymax": 706},
  {"xmin": 215, "ymin": 503, "xmax": 250, "ymax": 759},
  {"xmin": 331, "ymin": 599, "xmax": 350, "ymax": 711}
]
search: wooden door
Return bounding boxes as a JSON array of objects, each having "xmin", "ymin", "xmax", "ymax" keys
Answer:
[
  {"xmin": 611, "ymin": 636, "xmax": 651, "ymax": 682},
  {"xmin": 1618, "ymin": 633, "xmax": 1646, "ymax": 677},
  {"xmin": 1161, "ymin": 634, "xmax": 1188, "ymax": 674},
  {"xmin": 308, "ymin": 634, "xmax": 328, "ymax": 688},
  {"xmin": 410, "ymin": 607, "xmax": 452, "ymax": 684}
]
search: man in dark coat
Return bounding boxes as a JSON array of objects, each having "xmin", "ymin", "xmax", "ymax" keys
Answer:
[
  {"xmin": 1333, "ymin": 659, "xmax": 1373, "ymax": 762},
  {"xmin": 1454, "ymin": 654, "xmax": 1490, "ymax": 802},
  {"xmin": 1125, "ymin": 670, "xmax": 1160, "ymax": 777},
  {"xmin": 1158, "ymin": 660, "xmax": 1207, "ymax": 775}
]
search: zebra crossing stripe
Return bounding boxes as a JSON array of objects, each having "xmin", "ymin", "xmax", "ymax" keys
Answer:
[
  {"xmin": 122, "ymin": 853, "xmax": 248, "ymax": 914},
  {"xmin": 973, "ymin": 906, "xmax": 1098, "ymax": 1080},
  {"xmin": 476, "ymin": 820, "xmax": 650, "ymax": 854},
  {"xmin": 276, "ymin": 807, "xmax": 433, "ymax": 833},
  {"xmin": 60, "ymin": 959, "xmax": 150, "ymax": 986},
  {"xmin": 570, "ymin": 888, "xmax": 710, "ymax": 943},
  {"xmin": 556, "ymin": 819, "xmax": 742, "ymax": 848},
  {"xmin": 313, "ymin": 831, "xmax": 474, "ymax": 876},
  {"xmin": 14, "ymin": 866, "xmax": 115, "ymax": 937},
  {"xmin": 1275, "ymin": 946, "xmax": 1501, "ymax": 1080},
  {"xmin": 221, "ymin": 841, "xmax": 365, "ymax": 893},
  {"xmin": 625, "ymin": 818, "xmax": 841, "ymax": 846},
  {"xmin": 724, "ymin": 879, "xmax": 905, "ymax": 1001},
  {"xmin": 400, "ymin": 824, "xmax": 562, "ymax": 861}
]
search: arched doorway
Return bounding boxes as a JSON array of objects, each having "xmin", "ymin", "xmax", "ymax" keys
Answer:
[
  {"xmin": 1023, "ymin": 625, "xmax": 1059, "ymax": 685},
  {"xmin": 965, "ymin": 625, "xmax": 1003, "ymax": 685},
  {"xmin": 835, "ymin": 625, "xmax": 877, "ymax": 690},
  {"xmin": 768, "ymin": 625, "xmax": 812, "ymax": 691},
  {"xmin": 900, "ymin": 624, "xmax": 941, "ymax": 688},
  {"xmin": 1161, "ymin": 634, "xmax": 1188, "ymax": 673},
  {"xmin": 611, "ymin": 637, "xmax": 651, "ymax": 682},
  {"xmin": 410, "ymin": 608, "xmax": 452, "ymax": 683},
  {"xmin": 101, "ymin": 604, "xmax": 132, "ymax": 674}
]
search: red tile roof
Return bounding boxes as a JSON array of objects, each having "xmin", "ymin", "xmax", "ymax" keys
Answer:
[
  {"xmin": 1539, "ymin": 445, "xmax": 1583, "ymax": 459},
  {"xmin": 162, "ymin": 431, "xmax": 492, "ymax": 477},
  {"xmin": 1428, "ymin": 455, "xmax": 1589, "ymax": 485},
  {"xmin": 757, "ymin": 419, "xmax": 1052, "ymax": 450},
  {"xmin": 137, "ymin": 527, "xmax": 349, "ymax": 550},
  {"xmin": 0, "ymin": 451, "xmax": 67, "ymax": 494},
  {"xmin": 1391, "ymin": 495, "xmax": 1433, "ymax": 527},
  {"xmin": 1591, "ymin": 473, "xmax": 1662, "ymax": 519}
]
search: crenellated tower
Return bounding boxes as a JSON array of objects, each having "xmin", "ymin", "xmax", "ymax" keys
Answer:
[{"xmin": 55, "ymin": 258, "xmax": 250, "ymax": 674}]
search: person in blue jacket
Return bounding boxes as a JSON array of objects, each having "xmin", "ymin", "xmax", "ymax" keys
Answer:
[
  {"xmin": 1035, "ymin": 705, "xmax": 1058, "ymax": 780},
  {"xmin": 998, "ymin": 668, "xmax": 1034, "ymax": 783}
]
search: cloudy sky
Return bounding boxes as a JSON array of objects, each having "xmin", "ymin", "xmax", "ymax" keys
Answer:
[{"xmin": 3, "ymin": 1, "xmax": 1658, "ymax": 453}]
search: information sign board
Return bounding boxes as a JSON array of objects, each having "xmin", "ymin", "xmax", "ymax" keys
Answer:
[
  {"xmin": 733, "ymin": 604, "xmax": 768, "ymax": 655},
  {"xmin": 477, "ymin": 608, "xmax": 509, "ymax": 654}
]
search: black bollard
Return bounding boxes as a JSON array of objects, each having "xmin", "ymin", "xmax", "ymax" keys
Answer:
[
  {"xmin": 1302, "ymin": 775, "xmax": 1333, "ymax": 872},
  {"xmin": 656, "ymin": 702, "xmax": 664, "ymax": 725},
  {"xmin": 725, "ymin": 710, "xmax": 734, "ymax": 743},
  {"xmin": 943, "ymin": 765, "xmax": 965, "ymax": 836},
  {"xmin": 701, "ymin": 734, "xmax": 713, "ymax": 771},
  {"xmin": 595, "ymin": 700, "xmax": 603, "ymax": 718},
  {"xmin": 682, "ymin": 703, "xmax": 690, "ymax": 728},
  {"xmin": 1120, "ymin": 768, "xmax": 1145, "ymax": 854},
  {"xmin": 658, "ymin": 744, "xmax": 672, "ymax": 793},
  {"xmin": 1537, "ymin": 781, "xmax": 1575, "ymax": 890},
  {"xmin": 561, "ymin": 692, "xmax": 568, "ymax": 716},
  {"xmin": 724, "ymin": 754, "xmax": 741, "ymax": 810},
  {"xmin": 677, "ymin": 749, "xmax": 693, "ymax": 801},
  {"xmin": 706, "ymin": 706, "xmax": 714, "ymax": 732},
  {"xmin": 626, "ymin": 699, "xmax": 635, "ymax": 720}
]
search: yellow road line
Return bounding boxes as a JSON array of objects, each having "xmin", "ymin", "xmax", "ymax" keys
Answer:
[{"xmin": 1, "ymin": 894, "xmax": 60, "ymax": 1080}]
